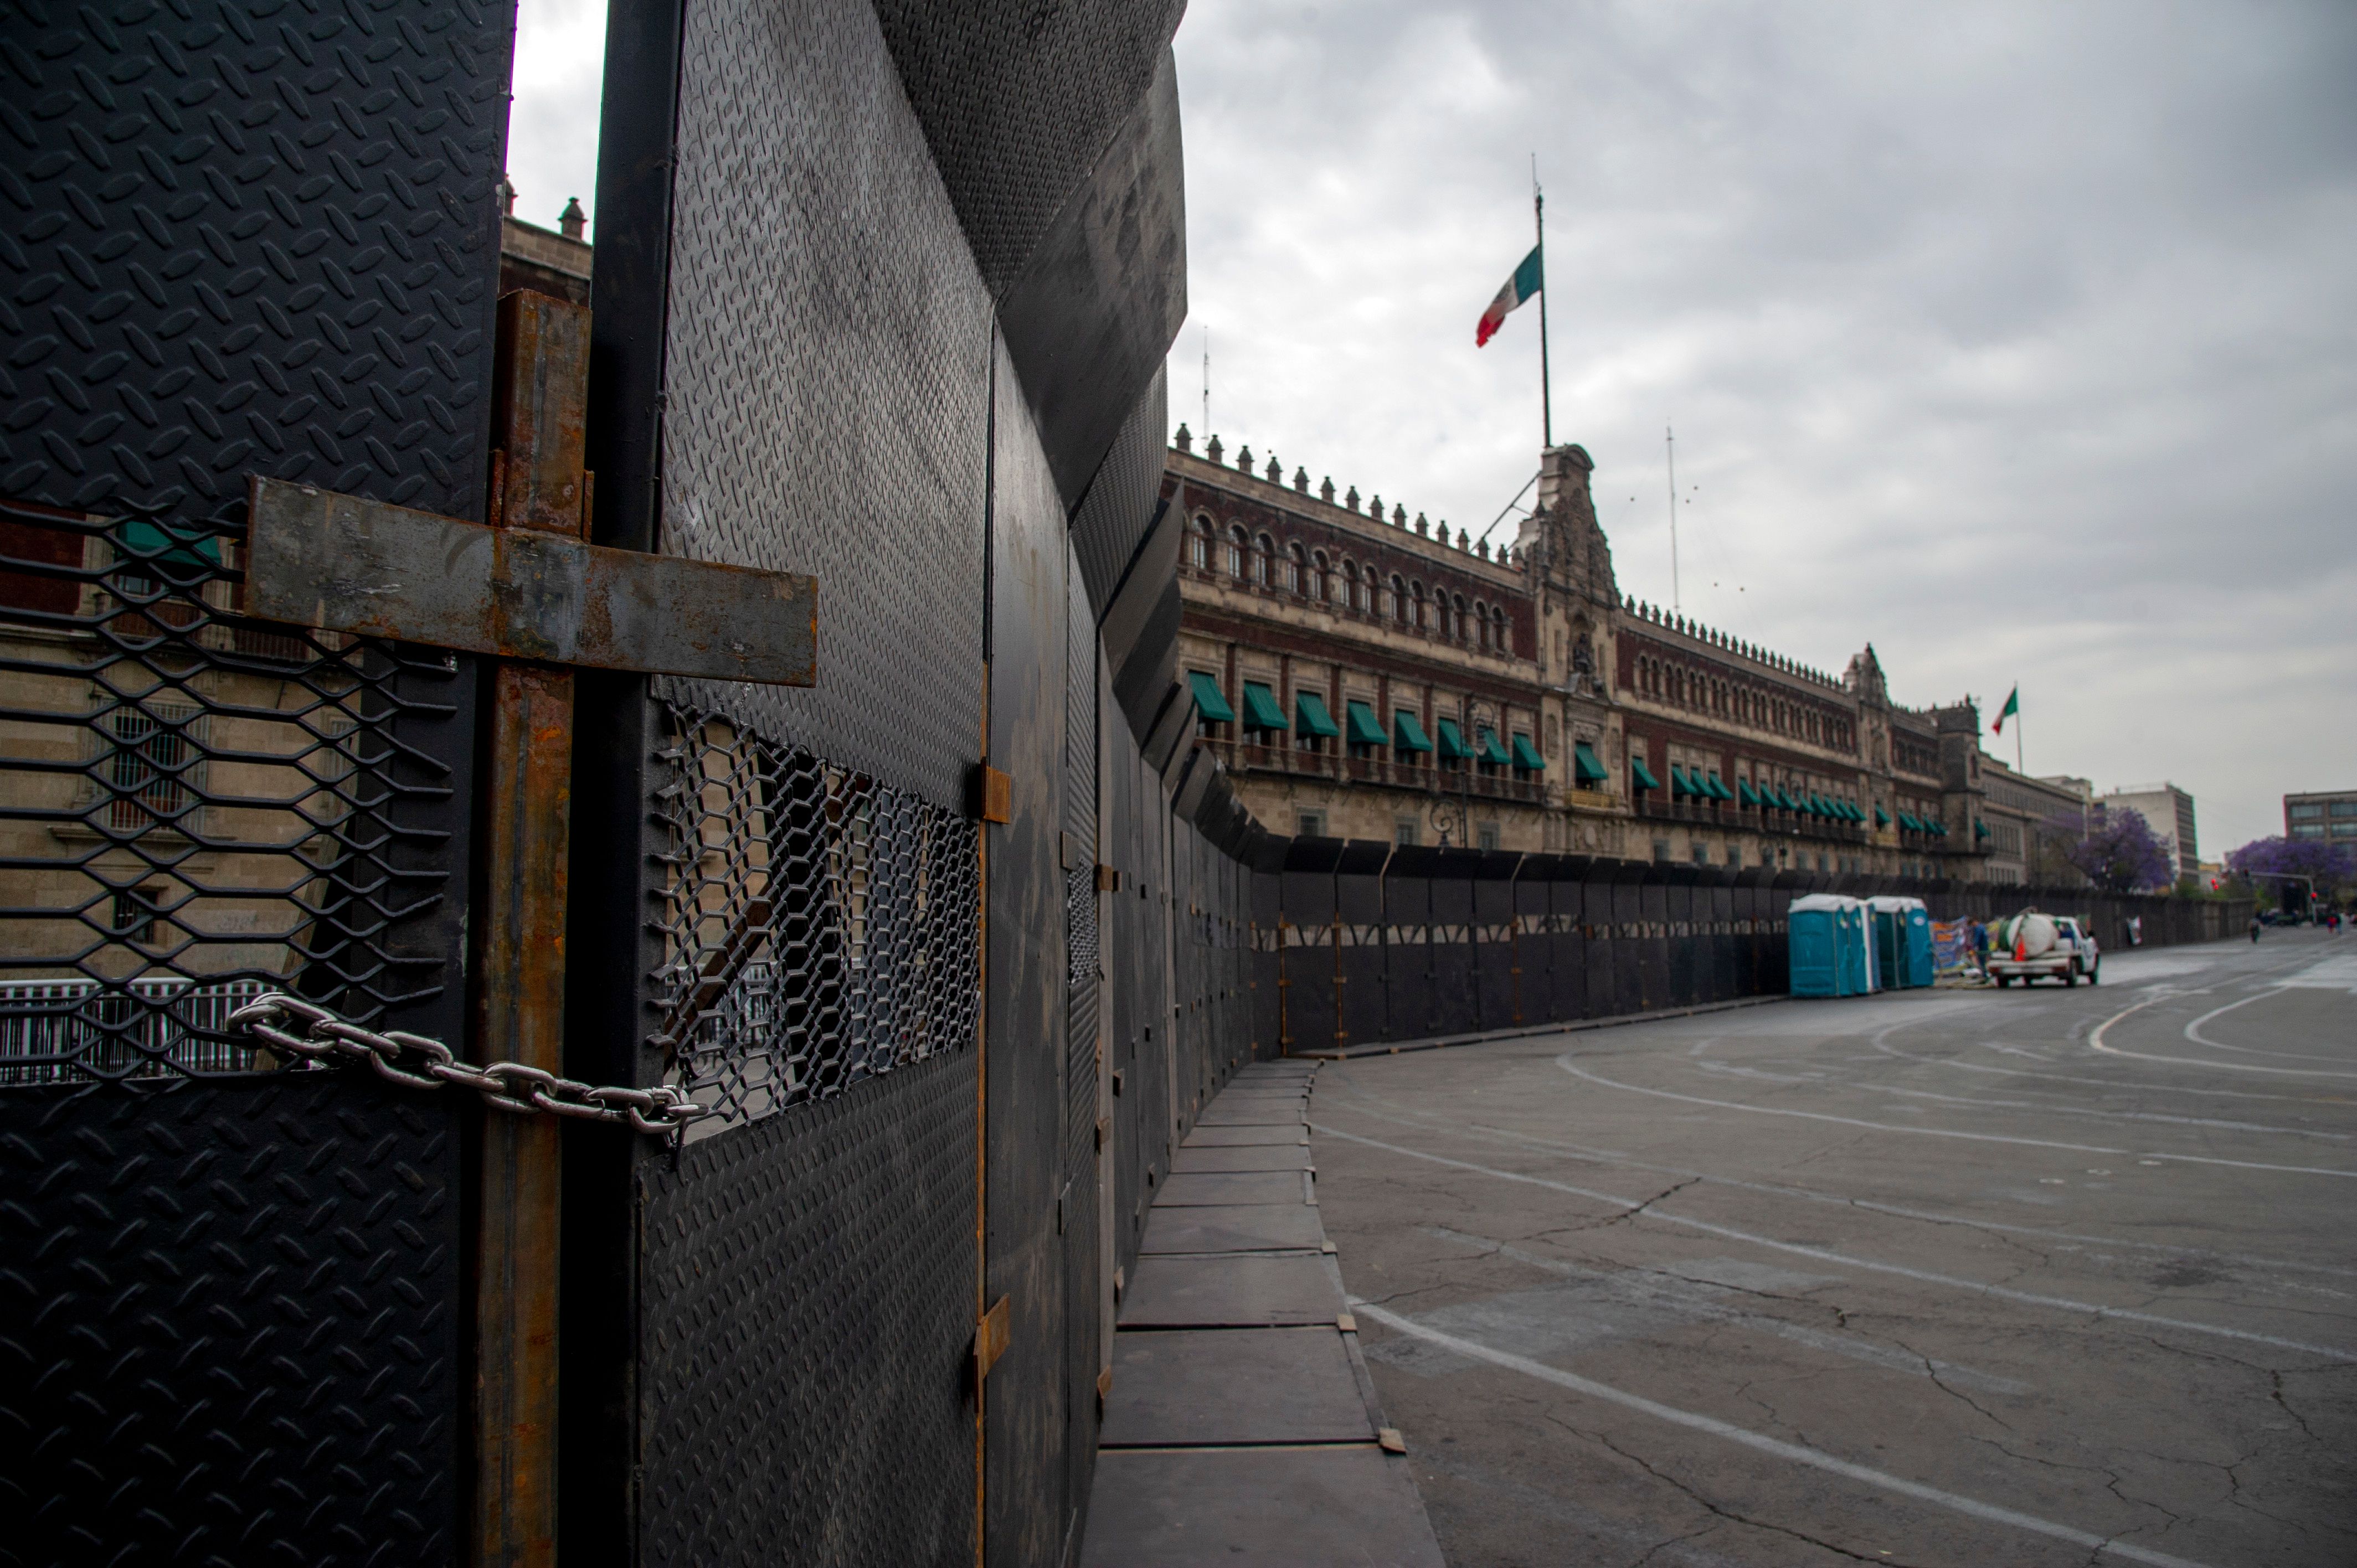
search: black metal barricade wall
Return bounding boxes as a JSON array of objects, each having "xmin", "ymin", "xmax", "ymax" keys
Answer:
[
  {"xmin": 1235, "ymin": 842, "xmax": 2256, "ymax": 1052},
  {"xmin": 2, "ymin": 0, "xmax": 502, "ymax": 1554}
]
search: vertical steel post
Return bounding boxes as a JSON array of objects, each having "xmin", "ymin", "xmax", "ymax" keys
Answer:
[
  {"xmin": 474, "ymin": 290, "xmax": 592, "ymax": 1568},
  {"xmin": 1330, "ymin": 912, "xmax": 1346, "ymax": 1048}
]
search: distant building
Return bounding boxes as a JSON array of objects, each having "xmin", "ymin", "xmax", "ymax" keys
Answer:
[
  {"xmin": 2100, "ymin": 782, "xmax": 2198, "ymax": 880},
  {"xmin": 2284, "ymin": 788, "xmax": 2357, "ymax": 846},
  {"xmin": 1979, "ymin": 762, "xmax": 2091, "ymax": 885},
  {"xmin": 495, "ymin": 180, "xmax": 592, "ymax": 307},
  {"xmin": 1164, "ymin": 436, "xmax": 1993, "ymax": 875}
]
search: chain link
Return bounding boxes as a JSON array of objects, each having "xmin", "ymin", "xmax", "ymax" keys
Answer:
[{"xmin": 227, "ymin": 993, "xmax": 711, "ymax": 1137}]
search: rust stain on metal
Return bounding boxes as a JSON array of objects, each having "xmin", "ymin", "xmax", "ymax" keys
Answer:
[
  {"xmin": 245, "ymin": 478, "xmax": 819, "ymax": 686},
  {"xmin": 470, "ymin": 290, "xmax": 588, "ymax": 1568}
]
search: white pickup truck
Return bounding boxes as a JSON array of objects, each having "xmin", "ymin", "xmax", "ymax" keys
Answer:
[{"xmin": 1989, "ymin": 911, "xmax": 2101, "ymax": 987}]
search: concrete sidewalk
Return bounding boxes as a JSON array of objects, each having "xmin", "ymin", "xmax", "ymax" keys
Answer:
[{"xmin": 1079, "ymin": 1059, "xmax": 1444, "ymax": 1567}]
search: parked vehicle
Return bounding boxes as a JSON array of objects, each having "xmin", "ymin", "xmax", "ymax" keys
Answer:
[{"xmin": 1988, "ymin": 910, "xmax": 2101, "ymax": 987}]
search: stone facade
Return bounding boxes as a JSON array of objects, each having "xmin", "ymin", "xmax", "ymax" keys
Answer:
[
  {"xmin": 1979, "ymin": 762, "xmax": 2093, "ymax": 885},
  {"xmin": 1167, "ymin": 437, "xmax": 1994, "ymax": 875}
]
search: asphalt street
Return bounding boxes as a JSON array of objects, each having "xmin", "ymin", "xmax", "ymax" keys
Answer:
[{"xmin": 1310, "ymin": 929, "xmax": 2357, "ymax": 1567}]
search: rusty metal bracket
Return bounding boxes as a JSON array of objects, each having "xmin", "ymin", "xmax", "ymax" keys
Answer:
[
  {"xmin": 971, "ymin": 765, "xmax": 1013, "ymax": 824},
  {"xmin": 974, "ymin": 1294, "xmax": 1013, "ymax": 1380},
  {"xmin": 246, "ymin": 476, "xmax": 817, "ymax": 687}
]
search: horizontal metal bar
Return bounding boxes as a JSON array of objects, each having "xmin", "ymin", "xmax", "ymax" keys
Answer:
[{"xmin": 246, "ymin": 478, "xmax": 816, "ymax": 686}]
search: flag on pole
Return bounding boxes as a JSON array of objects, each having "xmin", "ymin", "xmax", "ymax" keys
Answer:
[
  {"xmin": 1992, "ymin": 686, "xmax": 2019, "ymax": 735},
  {"xmin": 1475, "ymin": 245, "xmax": 1544, "ymax": 347}
]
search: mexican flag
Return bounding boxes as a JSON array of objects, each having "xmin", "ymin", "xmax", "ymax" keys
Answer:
[
  {"xmin": 1476, "ymin": 245, "xmax": 1543, "ymax": 347},
  {"xmin": 1992, "ymin": 686, "xmax": 2019, "ymax": 735}
]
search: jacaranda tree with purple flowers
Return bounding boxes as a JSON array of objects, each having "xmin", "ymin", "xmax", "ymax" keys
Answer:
[
  {"xmin": 2054, "ymin": 807, "xmax": 2174, "ymax": 893},
  {"xmin": 2226, "ymin": 836, "xmax": 2355, "ymax": 904}
]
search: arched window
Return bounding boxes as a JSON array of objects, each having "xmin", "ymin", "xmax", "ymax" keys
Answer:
[
  {"xmin": 1453, "ymin": 594, "xmax": 1468, "ymax": 639},
  {"xmin": 1476, "ymin": 604, "xmax": 1491, "ymax": 651},
  {"xmin": 1390, "ymin": 575, "xmax": 1407, "ymax": 624},
  {"xmin": 1227, "ymin": 525, "xmax": 1247, "ymax": 578},
  {"xmin": 1311, "ymin": 551, "xmax": 1330, "ymax": 602},
  {"xmin": 1191, "ymin": 514, "xmax": 1212, "ymax": 570},
  {"xmin": 1286, "ymin": 542, "xmax": 1305, "ymax": 595},
  {"xmin": 1342, "ymin": 560, "xmax": 1362, "ymax": 612},
  {"xmin": 1410, "ymin": 581, "xmax": 1426, "ymax": 630},
  {"xmin": 1253, "ymin": 532, "xmax": 1273, "ymax": 586}
]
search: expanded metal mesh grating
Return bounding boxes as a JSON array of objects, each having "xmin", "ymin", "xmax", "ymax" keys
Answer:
[
  {"xmin": 647, "ymin": 700, "xmax": 980, "ymax": 1134},
  {"xmin": 0, "ymin": 498, "xmax": 463, "ymax": 1084}
]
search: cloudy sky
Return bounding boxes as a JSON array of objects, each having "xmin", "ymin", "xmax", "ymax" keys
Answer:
[{"xmin": 505, "ymin": 1, "xmax": 2356, "ymax": 855}]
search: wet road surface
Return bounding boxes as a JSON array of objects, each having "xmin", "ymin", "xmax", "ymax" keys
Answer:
[{"xmin": 1311, "ymin": 930, "xmax": 2357, "ymax": 1567}]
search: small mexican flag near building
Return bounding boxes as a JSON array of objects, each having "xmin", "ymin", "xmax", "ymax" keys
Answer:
[
  {"xmin": 1991, "ymin": 685, "xmax": 2020, "ymax": 735},
  {"xmin": 1475, "ymin": 244, "xmax": 1544, "ymax": 347}
]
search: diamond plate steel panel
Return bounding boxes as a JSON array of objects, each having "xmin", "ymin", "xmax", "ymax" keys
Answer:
[
  {"xmin": 0, "ymin": 0, "xmax": 507, "ymax": 520},
  {"xmin": 868, "ymin": 0, "xmax": 1185, "ymax": 297},
  {"xmin": 1069, "ymin": 366, "xmax": 1167, "ymax": 617},
  {"xmin": 653, "ymin": 0, "xmax": 989, "ymax": 809},
  {"xmin": 636, "ymin": 1048, "xmax": 977, "ymax": 1567},
  {"xmin": 3, "ymin": 1074, "xmax": 462, "ymax": 1567}
]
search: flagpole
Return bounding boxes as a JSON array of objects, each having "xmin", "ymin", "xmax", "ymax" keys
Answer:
[
  {"xmin": 2016, "ymin": 693, "xmax": 2024, "ymax": 776},
  {"xmin": 1532, "ymin": 161, "xmax": 1551, "ymax": 451}
]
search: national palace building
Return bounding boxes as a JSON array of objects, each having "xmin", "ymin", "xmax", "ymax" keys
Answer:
[{"xmin": 1166, "ymin": 434, "xmax": 2000, "ymax": 877}]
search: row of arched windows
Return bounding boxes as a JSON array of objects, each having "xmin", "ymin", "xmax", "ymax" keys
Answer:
[
  {"xmin": 1631, "ymin": 653, "xmax": 1856, "ymax": 751},
  {"xmin": 1190, "ymin": 515, "xmax": 1510, "ymax": 652}
]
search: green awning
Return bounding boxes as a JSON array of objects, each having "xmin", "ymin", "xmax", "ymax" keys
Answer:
[
  {"xmin": 1841, "ymin": 801, "xmax": 1863, "ymax": 822},
  {"xmin": 1295, "ymin": 690, "xmax": 1340, "ymax": 739},
  {"xmin": 1669, "ymin": 765, "xmax": 1692, "ymax": 798},
  {"xmin": 1239, "ymin": 681, "xmax": 1288, "ymax": 733},
  {"xmin": 1974, "ymin": 819, "xmax": 1990, "ymax": 839},
  {"xmin": 1345, "ymin": 700, "xmax": 1388, "ymax": 748},
  {"xmin": 1512, "ymin": 734, "xmax": 1545, "ymax": 772},
  {"xmin": 1434, "ymin": 718, "xmax": 1472, "ymax": 760},
  {"xmin": 1572, "ymin": 741, "xmax": 1608, "ymax": 784},
  {"xmin": 1630, "ymin": 758, "xmax": 1661, "ymax": 791},
  {"xmin": 117, "ymin": 517, "xmax": 222, "ymax": 570},
  {"xmin": 1776, "ymin": 788, "xmax": 1799, "ymax": 811},
  {"xmin": 1476, "ymin": 728, "xmax": 1511, "ymax": 767},
  {"xmin": 1186, "ymin": 670, "xmax": 1234, "ymax": 724},
  {"xmin": 1932, "ymin": 819, "xmax": 1949, "ymax": 837},
  {"xmin": 1393, "ymin": 709, "xmax": 1433, "ymax": 753},
  {"xmin": 1706, "ymin": 771, "xmax": 1733, "ymax": 802},
  {"xmin": 1737, "ymin": 779, "xmax": 1762, "ymax": 806},
  {"xmin": 1875, "ymin": 804, "xmax": 1891, "ymax": 827},
  {"xmin": 1808, "ymin": 794, "xmax": 1830, "ymax": 817},
  {"xmin": 1898, "ymin": 811, "xmax": 1921, "ymax": 831}
]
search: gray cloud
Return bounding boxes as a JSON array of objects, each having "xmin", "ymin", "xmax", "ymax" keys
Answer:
[
  {"xmin": 1169, "ymin": 0, "xmax": 2357, "ymax": 852},
  {"xmin": 501, "ymin": 0, "xmax": 2356, "ymax": 852}
]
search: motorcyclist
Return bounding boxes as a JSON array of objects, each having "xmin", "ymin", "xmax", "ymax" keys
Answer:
[{"xmin": 2249, "ymin": 914, "xmax": 2262, "ymax": 943}]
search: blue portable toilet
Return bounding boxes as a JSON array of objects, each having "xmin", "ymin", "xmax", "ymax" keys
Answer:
[
  {"xmin": 1867, "ymin": 896, "xmax": 1934, "ymax": 989},
  {"xmin": 1789, "ymin": 894, "xmax": 1867, "ymax": 997},
  {"xmin": 1834, "ymin": 900, "xmax": 1870, "ymax": 996}
]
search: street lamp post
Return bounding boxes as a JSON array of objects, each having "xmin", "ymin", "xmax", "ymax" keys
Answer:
[{"xmin": 1428, "ymin": 697, "xmax": 1499, "ymax": 850}]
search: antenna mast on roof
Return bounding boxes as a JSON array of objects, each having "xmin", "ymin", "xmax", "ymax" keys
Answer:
[
  {"xmin": 1665, "ymin": 422, "xmax": 1682, "ymax": 613},
  {"xmin": 1201, "ymin": 326, "xmax": 1210, "ymax": 439}
]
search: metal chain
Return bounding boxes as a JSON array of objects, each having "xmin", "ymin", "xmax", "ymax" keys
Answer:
[{"xmin": 227, "ymin": 992, "xmax": 710, "ymax": 1137}]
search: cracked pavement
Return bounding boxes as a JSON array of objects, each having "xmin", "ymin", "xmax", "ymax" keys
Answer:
[{"xmin": 1310, "ymin": 930, "xmax": 2357, "ymax": 1566}]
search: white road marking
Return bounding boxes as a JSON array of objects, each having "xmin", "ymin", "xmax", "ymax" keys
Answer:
[
  {"xmin": 2180, "ymin": 988, "xmax": 2356, "ymax": 1062},
  {"xmin": 2090, "ymin": 991, "xmax": 2357, "ymax": 1081},
  {"xmin": 1425, "ymin": 1226, "xmax": 2031, "ymax": 1396},
  {"xmin": 1349, "ymin": 1298, "xmax": 2222, "ymax": 1568},
  {"xmin": 1311, "ymin": 1122, "xmax": 2357, "ymax": 1363},
  {"xmin": 2277, "ymin": 954, "xmax": 2357, "ymax": 991},
  {"xmin": 1553, "ymin": 1056, "xmax": 2357, "ymax": 1178},
  {"xmin": 1319, "ymin": 1075, "xmax": 2357, "ymax": 1280}
]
